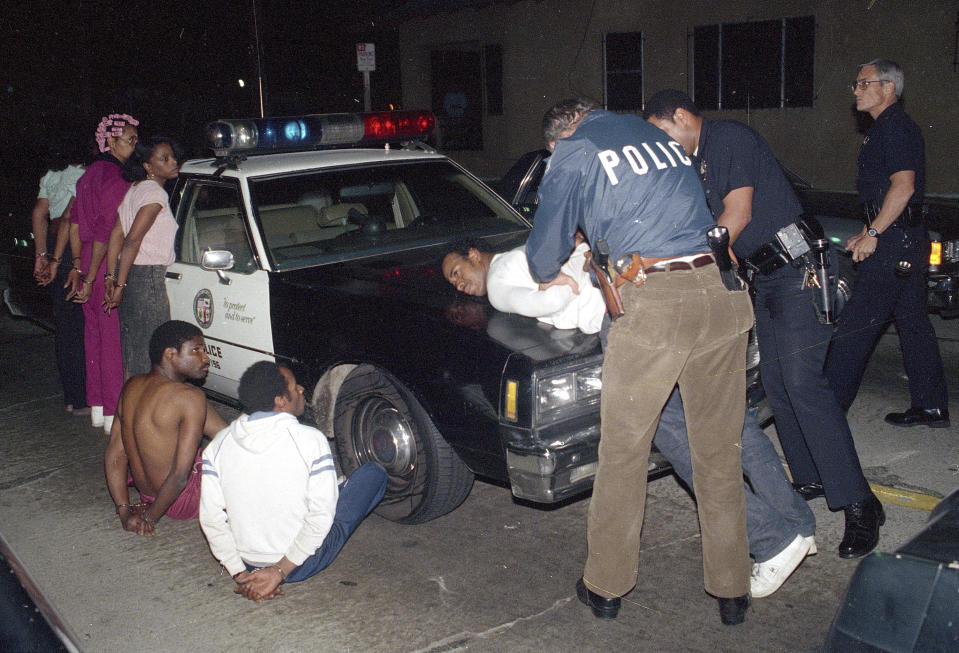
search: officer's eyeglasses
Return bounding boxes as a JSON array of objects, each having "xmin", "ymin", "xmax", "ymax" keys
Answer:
[{"xmin": 850, "ymin": 79, "xmax": 888, "ymax": 91}]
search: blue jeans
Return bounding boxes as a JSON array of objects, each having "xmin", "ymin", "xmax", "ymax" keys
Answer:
[
  {"xmin": 284, "ymin": 462, "xmax": 387, "ymax": 583},
  {"xmin": 654, "ymin": 387, "xmax": 815, "ymax": 563}
]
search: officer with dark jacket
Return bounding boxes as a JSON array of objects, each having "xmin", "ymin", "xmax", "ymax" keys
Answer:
[
  {"xmin": 645, "ymin": 90, "xmax": 883, "ymax": 560},
  {"xmin": 825, "ymin": 59, "xmax": 948, "ymax": 428},
  {"xmin": 527, "ymin": 98, "xmax": 754, "ymax": 625}
]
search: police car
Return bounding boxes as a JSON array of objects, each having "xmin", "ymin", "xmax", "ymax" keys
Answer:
[{"xmin": 157, "ymin": 109, "xmax": 659, "ymax": 524}]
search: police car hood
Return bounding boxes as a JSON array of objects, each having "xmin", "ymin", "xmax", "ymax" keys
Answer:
[{"xmin": 272, "ymin": 237, "xmax": 601, "ymax": 363}]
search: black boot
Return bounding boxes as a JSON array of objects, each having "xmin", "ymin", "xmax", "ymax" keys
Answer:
[
  {"xmin": 792, "ymin": 482, "xmax": 825, "ymax": 501},
  {"xmin": 717, "ymin": 594, "xmax": 749, "ymax": 625},
  {"xmin": 884, "ymin": 407, "xmax": 950, "ymax": 428},
  {"xmin": 838, "ymin": 494, "xmax": 885, "ymax": 558},
  {"xmin": 576, "ymin": 578, "xmax": 620, "ymax": 619}
]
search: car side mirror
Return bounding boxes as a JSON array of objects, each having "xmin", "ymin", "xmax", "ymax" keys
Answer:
[
  {"xmin": 200, "ymin": 249, "xmax": 235, "ymax": 285},
  {"xmin": 201, "ymin": 249, "xmax": 235, "ymax": 270}
]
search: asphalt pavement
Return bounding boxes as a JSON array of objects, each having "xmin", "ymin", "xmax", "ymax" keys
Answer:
[{"xmin": 0, "ymin": 292, "xmax": 956, "ymax": 652}]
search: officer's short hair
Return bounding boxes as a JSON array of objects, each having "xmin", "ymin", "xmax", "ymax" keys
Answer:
[
  {"xmin": 860, "ymin": 59, "xmax": 904, "ymax": 97},
  {"xmin": 542, "ymin": 98, "xmax": 598, "ymax": 147},
  {"xmin": 149, "ymin": 320, "xmax": 202, "ymax": 365},
  {"xmin": 238, "ymin": 361, "xmax": 289, "ymax": 413},
  {"xmin": 644, "ymin": 90, "xmax": 702, "ymax": 121}
]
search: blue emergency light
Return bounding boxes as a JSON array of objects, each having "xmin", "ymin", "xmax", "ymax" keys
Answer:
[{"xmin": 205, "ymin": 110, "xmax": 436, "ymax": 156}]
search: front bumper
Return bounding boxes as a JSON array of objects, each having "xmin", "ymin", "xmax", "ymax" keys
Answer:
[
  {"xmin": 502, "ymin": 413, "xmax": 673, "ymax": 504},
  {"xmin": 927, "ymin": 267, "xmax": 958, "ymax": 318}
]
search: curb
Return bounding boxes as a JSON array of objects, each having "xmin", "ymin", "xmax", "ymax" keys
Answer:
[{"xmin": 870, "ymin": 482, "xmax": 941, "ymax": 513}]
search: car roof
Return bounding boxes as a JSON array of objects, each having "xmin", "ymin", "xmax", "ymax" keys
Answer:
[{"xmin": 180, "ymin": 146, "xmax": 449, "ymax": 178}]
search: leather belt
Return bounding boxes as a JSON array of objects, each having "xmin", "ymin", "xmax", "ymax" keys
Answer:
[{"xmin": 614, "ymin": 253, "xmax": 715, "ymax": 288}]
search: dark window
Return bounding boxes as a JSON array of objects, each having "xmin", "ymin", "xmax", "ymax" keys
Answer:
[
  {"xmin": 605, "ymin": 32, "xmax": 643, "ymax": 111},
  {"xmin": 784, "ymin": 16, "xmax": 815, "ymax": 107},
  {"xmin": 431, "ymin": 50, "xmax": 484, "ymax": 150},
  {"xmin": 694, "ymin": 17, "xmax": 814, "ymax": 110},
  {"xmin": 484, "ymin": 44, "xmax": 503, "ymax": 115}
]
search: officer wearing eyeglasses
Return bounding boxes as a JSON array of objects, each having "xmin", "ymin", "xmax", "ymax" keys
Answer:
[{"xmin": 825, "ymin": 59, "xmax": 949, "ymax": 428}]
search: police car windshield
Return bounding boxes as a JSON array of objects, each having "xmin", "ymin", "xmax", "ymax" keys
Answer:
[{"xmin": 248, "ymin": 160, "xmax": 528, "ymax": 270}]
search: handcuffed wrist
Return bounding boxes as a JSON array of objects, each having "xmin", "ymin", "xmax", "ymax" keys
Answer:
[{"xmin": 270, "ymin": 564, "xmax": 288, "ymax": 581}]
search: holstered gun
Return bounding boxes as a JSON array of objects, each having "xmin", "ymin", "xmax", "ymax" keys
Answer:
[{"xmin": 585, "ymin": 239, "xmax": 625, "ymax": 320}]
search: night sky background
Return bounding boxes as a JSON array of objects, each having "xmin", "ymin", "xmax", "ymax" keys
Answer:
[{"xmin": 2, "ymin": 0, "xmax": 407, "ymax": 219}]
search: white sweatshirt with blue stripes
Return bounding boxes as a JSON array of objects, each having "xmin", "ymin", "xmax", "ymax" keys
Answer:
[{"xmin": 199, "ymin": 412, "xmax": 338, "ymax": 576}]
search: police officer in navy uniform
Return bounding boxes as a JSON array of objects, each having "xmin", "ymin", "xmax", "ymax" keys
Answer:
[
  {"xmin": 645, "ymin": 90, "xmax": 883, "ymax": 560},
  {"xmin": 527, "ymin": 99, "xmax": 753, "ymax": 625},
  {"xmin": 825, "ymin": 59, "xmax": 949, "ymax": 428}
]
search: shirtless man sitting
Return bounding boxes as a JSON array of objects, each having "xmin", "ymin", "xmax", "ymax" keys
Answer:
[{"xmin": 105, "ymin": 320, "xmax": 226, "ymax": 536}]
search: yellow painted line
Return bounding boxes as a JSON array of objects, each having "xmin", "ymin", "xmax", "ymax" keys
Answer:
[{"xmin": 870, "ymin": 482, "xmax": 941, "ymax": 513}]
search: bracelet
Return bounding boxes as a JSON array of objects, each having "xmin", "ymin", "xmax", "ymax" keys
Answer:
[
  {"xmin": 269, "ymin": 564, "xmax": 287, "ymax": 581},
  {"xmin": 36, "ymin": 252, "xmax": 47, "ymax": 258},
  {"xmin": 116, "ymin": 281, "xmax": 128, "ymax": 288}
]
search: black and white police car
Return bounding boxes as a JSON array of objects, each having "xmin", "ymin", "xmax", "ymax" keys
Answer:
[{"xmin": 159, "ymin": 110, "xmax": 644, "ymax": 524}]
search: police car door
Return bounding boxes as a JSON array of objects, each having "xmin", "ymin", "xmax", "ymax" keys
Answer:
[{"xmin": 165, "ymin": 178, "xmax": 274, "ymax": 398}]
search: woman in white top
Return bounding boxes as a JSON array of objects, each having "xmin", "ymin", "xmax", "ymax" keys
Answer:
[{"xmin": 104, "ymin": 136, "xmax": 181, "ymax": 377}]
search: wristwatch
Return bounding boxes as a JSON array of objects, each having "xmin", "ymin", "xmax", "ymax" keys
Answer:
[{"xmin": 866, "ymin": 227, "xmax": 879, "ymax": 238}]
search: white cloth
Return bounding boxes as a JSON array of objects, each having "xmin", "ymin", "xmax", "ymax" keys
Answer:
[
  {"xmin": 485, "ymin": 244, "xmax": 606, "ymax": 334},
  {"xmin": 199, "ymin": 413, "xmax": 338, "ymax": 576},
  {"xmin": 117, "ymin": 180, "xmax": 177, "ymax": 265},
  {"xmin": 37, "ymin": 165, "xmax": 85, "ymax": 219}
]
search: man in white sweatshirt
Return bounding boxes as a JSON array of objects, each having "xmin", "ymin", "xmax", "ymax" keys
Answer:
[{"xmin": 200, "ymin": 361, "xmax": 387, "ymax": 602}]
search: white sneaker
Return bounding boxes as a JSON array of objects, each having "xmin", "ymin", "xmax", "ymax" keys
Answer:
[
  {"xmin": 804, "ymin": 535, "xmax": 817, "ymax": 556},
  {"xmin": 103, "ymin": 415, "xmax": 114, "ymax": 435},
  {"xmin": 91, "ymin": 406, "xmax": 104, "ymax": 428},
  {"xmin": 750, "ymin": 534, "xmax": 812, "ymax": 598}
]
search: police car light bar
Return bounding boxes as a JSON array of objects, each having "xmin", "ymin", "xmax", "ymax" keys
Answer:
[{"xmin": 205, "ymin": 110, "xmax": 436, "ymax": 156}]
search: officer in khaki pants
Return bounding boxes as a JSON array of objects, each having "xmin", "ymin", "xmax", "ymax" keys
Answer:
[{"xmin": 526, "ymin": 98, "xmax": 753, "ymax": 626}]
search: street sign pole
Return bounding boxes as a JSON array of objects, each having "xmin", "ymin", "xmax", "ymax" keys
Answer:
[{"xmin": 363, "ymin": 70, "xmax": 371, "ymax": 112}]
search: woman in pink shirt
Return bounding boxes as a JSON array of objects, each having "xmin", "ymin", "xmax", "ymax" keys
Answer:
[
  {"xmin": 68, "ymin": 113, "xmax": 139, "ymax": 433},
  {"xmin": 104, "ymin": 136, "xmax": 181, "ymax": 378}
]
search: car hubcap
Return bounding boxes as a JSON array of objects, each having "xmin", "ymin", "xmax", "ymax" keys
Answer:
[{"xmin": 354, "ymin": 397, "xmax": 415, "ymax": 477}]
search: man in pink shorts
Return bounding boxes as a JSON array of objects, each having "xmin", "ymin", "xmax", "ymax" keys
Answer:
[{"xmin": 105, "ymin": 320, "xmax": 226, "ymax": 535}]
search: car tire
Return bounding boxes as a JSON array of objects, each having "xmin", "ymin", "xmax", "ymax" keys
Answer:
[{"xmin": 333, "ymin": 366, "xmax": 474, "ymax": 524}]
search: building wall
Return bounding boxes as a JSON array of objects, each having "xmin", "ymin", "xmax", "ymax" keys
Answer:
[{"xmin": 398, "ymin": 0, "xmax": 958, "ymax": 193}]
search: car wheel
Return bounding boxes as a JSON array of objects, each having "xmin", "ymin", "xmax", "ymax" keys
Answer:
[{"xmin": 333, "ymin": 366, "xmax": 474, "ymax": 524}]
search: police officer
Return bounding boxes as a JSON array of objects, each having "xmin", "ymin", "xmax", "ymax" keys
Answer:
[
  {"xmin": 644, "ymin": 90, "xmax": 883, "ymax": 560},
  {"xmin": 825, "ymin": 59, "xmax": 949, "ymax": 428},
  {"xmin": 527, "ymin": 99, "xmax": 753, "ymax": 625}
]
